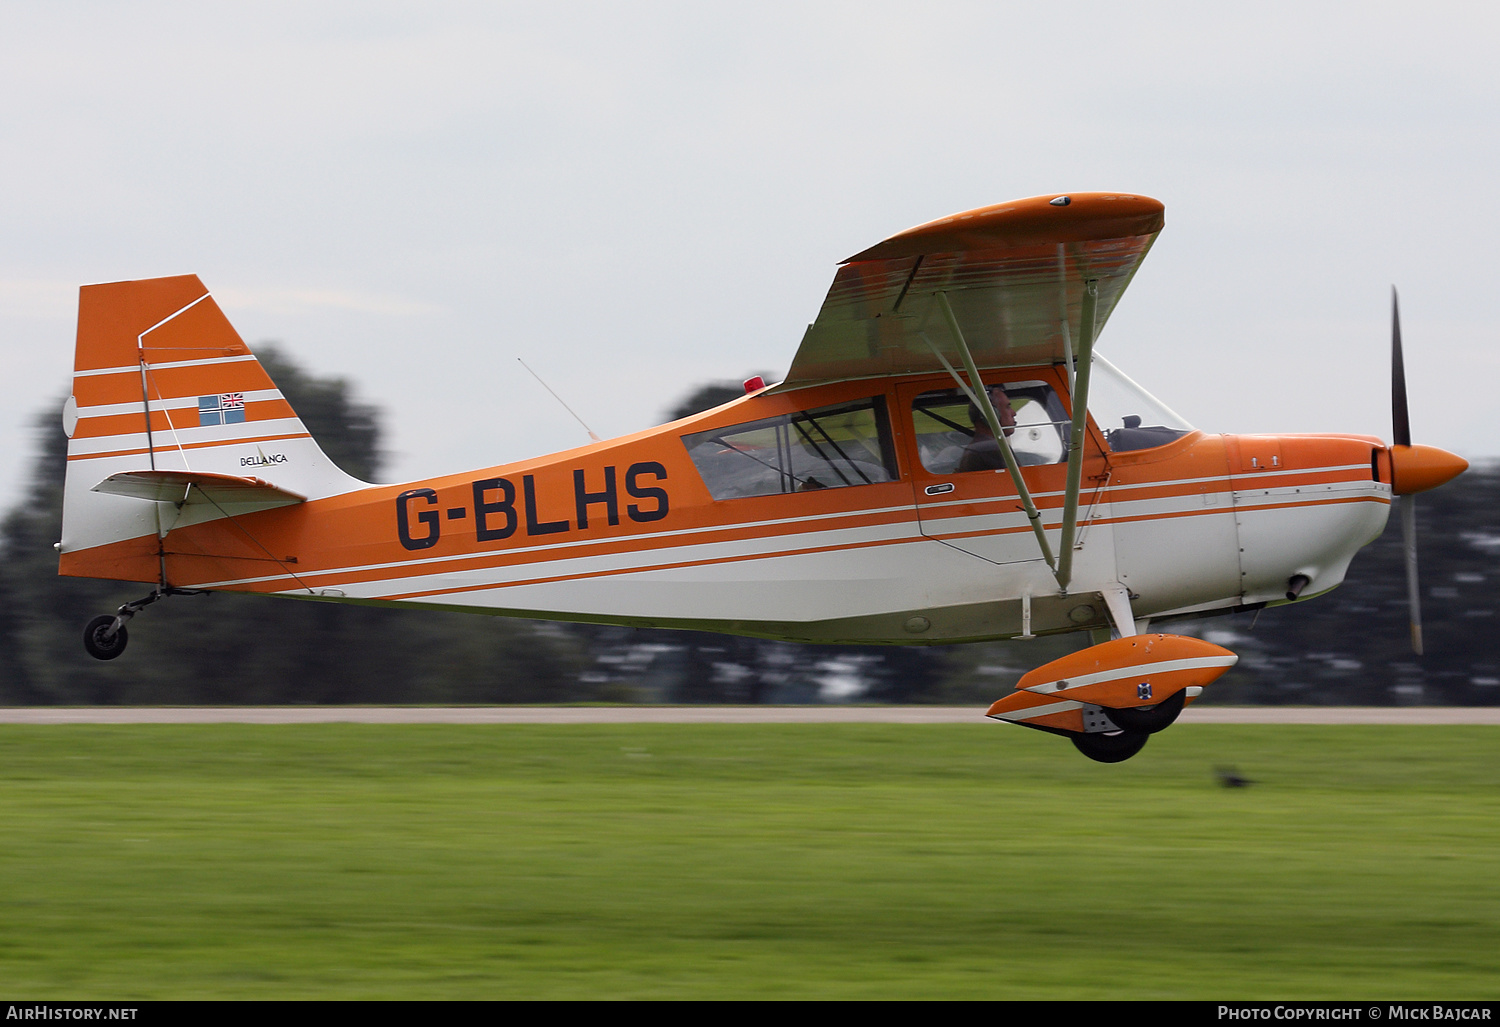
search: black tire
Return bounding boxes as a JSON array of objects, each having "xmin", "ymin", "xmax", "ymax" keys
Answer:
[
  {"xmin": 1105, "ymin": 688, "xmax": 1187, "ymax": 734},
  {"xmin": 1071, "ymin": 728, "xmax": 1149, "ymax": 763},
  {"xmin": 83, "ymin": 615, "xmax": 128, "ymax": 661}
]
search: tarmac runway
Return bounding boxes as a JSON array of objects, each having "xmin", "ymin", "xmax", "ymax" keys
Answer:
[{"xmin": 2, "ymin": 706, "xmax": 1498, "ymax": 724}]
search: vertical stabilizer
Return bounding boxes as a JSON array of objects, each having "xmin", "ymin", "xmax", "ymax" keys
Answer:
[{"xmin": 59, "ymin": 274, "xmax": 368, "ymax": 582}]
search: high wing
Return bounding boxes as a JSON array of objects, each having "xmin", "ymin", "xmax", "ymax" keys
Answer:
[{"xmin": 776, "ymin": 192, "xmax": 1164, "ymax": 389}]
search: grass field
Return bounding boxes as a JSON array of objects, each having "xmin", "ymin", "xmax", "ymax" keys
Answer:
[{"xmin": 1, "ymin": 723, "xmax": 1497, "ymax": 999}]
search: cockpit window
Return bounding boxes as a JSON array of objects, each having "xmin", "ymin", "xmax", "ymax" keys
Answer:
[
  {"xmin": 911, "ymin": 381, "xmax": 1069, "ymax": 474},
  {"xmin": 682, "ymin": 396, "xmax": 898, "ymax": 500}
]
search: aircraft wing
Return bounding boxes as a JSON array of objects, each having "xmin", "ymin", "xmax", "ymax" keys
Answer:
[{"xmin": 776, "ymin": 192, "xmax": 1164, "ymax": 389}]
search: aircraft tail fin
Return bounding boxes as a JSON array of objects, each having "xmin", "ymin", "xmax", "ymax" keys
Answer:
[{"xmin": 59, "ymin": 274, "xmax": 368, "ymax": 580}]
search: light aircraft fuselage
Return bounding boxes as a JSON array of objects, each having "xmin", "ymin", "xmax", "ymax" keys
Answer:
[{"xmin": 61, "ymin": 365, "xmax": 1389, "ymax": 643}]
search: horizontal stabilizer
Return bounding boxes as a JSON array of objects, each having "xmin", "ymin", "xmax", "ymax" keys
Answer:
[{"xmin": 91, "ymin": 470, "xmax": 306, "ymax": 509}]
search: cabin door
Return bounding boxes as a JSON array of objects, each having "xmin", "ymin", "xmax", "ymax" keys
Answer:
[{"xmin": 896, "ymin": 370, "xmax": 1086, "ymax": 567}]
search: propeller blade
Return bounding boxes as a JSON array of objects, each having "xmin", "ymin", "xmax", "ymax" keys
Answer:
[
  {"xmin": 1391, "ymin": 287, "xmax": 1411, "ymax": 448},
  {"xmin": 1391, "ymin": 287, "xmax": 1422, "ymax": 654},
  {"xmin": 1399, "ymin": 494, "xmax": 1423, "ymax": 655}
]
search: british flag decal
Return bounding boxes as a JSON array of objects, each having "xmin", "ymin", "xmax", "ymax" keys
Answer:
[{"xmin": 198, "ymin": 393, "xmax": 246, "ymax": 426}]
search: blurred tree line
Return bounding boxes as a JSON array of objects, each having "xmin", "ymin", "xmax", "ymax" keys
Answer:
[
  {"xmin": 0, "ymin": 349, "xmax": 585, "ymax": 704},
  {"xmin": 1, "ymin": 350, "xmax": 1495, "ymax": 706}
]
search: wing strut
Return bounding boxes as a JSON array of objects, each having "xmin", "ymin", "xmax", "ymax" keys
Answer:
[
  {"xmin": 1055, "ymin": 278, "xmax": 1099, "ymax": 592},
  {"xmin": 922, "ymin": 280, "xmax": 1101, "ymax": 592},
  {"xmin": 924, "ymin": 291, "xmax": 1058, "ymax": 573},
  {"xmin": 1056, "ymin": 245, "xmax": 1076, "ymax": 396}
]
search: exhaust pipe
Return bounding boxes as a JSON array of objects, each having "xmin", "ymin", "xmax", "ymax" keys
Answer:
[{"xmin": 1285, "ymin": 574, "xmax": 1312, "ymax": 602}]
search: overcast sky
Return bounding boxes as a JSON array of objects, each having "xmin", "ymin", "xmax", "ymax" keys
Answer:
[{"xmin": 2, "ymin": 2, "xmax": 1496, "ymax": 514}]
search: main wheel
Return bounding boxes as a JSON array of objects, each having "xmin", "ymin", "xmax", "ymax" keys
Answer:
[
  {"xmin": 83, "ymin": 615, "xmax": 128, "ymax": 661},
  {"xmin": 1071, "ymin": 728, "xmax": 1148, "ymax": 763},
  {"xmin": 1105, "ymin": 688, "xmax": 1186, "ymax": 734}
]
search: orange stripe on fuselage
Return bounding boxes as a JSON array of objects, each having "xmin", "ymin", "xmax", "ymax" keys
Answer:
[
  {"xmin": 917, "ymin": 491, "xmax": 1387, "ymax": 550},
  {"xmin": 375, "ymin": 529, "xmax": 923, "ymax": 604}
]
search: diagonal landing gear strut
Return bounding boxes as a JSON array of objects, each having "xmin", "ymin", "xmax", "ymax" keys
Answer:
[{"xmin": 82, "ymin": 587, "xmax": 204, "ymax": 661}]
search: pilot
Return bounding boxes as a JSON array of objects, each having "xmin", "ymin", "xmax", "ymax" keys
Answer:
[{"xmin": 959, "ymin": 386, "xmax": 1044, "ymax": 471}]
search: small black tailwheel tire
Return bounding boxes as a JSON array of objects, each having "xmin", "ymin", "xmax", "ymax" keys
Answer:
[
  {"xmin": 1071, "ymin": 728, "xmax": 1148, "ymax": 763},
  {"xmin": 83, "ymin": 615, "xmax": 128, "ymax": 661},
  {"xmin": 1105, "ymin": 688, "xmax": 1187, "ymax": 734}
]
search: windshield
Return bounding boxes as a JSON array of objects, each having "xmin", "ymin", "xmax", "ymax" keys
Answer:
[{"xmin": 1089, "ymin": 354, "xmax": 1194, "ymax": 453}]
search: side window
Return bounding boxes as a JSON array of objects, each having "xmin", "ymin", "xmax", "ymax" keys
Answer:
[
  {"xmin": 682, "ymin": 397, "xmax": 898, "ymax": 500},
  {"xmin": 912, "ymin": 381, "xmax": 1069, "ymax": 475}
]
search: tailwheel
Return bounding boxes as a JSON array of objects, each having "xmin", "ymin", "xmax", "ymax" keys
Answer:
[
  {"xmin": 1071, "ymin": 728, "xmax": 1149, "ymax": 763},
  {"xmin": 79, "ymin": 587, "xmax": 203, "ymax": 661},
  {"xmin": 1103, "ymin": 688, "xmax": 1186, "ymax": 734},
  {"xmin": 83, "ymin": 615, "xmax": 128, "ymax": 661}
]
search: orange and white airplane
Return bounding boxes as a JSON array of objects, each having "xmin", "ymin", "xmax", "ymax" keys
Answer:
[{"xmin": 56, "ymin": 192, "xmax": 1468, "ymax": 761}]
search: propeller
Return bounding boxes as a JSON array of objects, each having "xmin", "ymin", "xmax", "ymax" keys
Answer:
[
  {"xmin": 1387, "ymin": 288, "xmax": 1468, "ymax": 655},
  {"xmin": 1392, "ymin": 289, "xmax": 1422, "ymax": 654}
]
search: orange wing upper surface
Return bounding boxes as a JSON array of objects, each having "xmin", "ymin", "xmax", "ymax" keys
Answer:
[{"xmin": 779, "ymin": 192, "xmax": 1163, "ymax": 389}]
